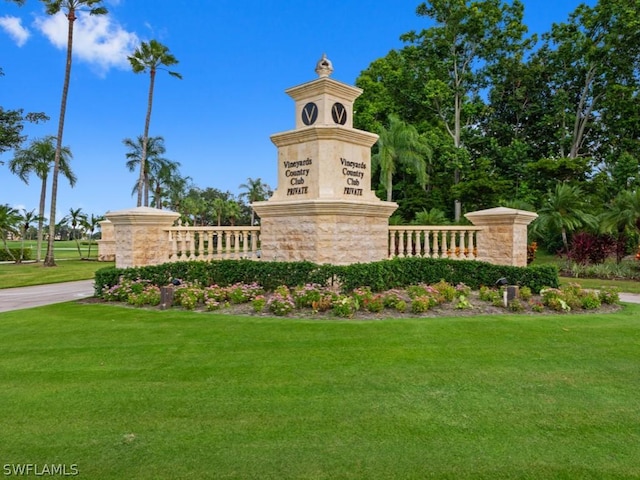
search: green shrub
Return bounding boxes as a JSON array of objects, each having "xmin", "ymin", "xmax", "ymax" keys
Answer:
[
  {"xmin": 332, "ymin": 295, "xmax": 359, "ymax": 318},
  {"xmin": 598, "ymin": 287, "xmax": 620, "ymax": 305},
  {"xmin": 0, "ymin": 248, "xmax": 32, "ymax": 262},
  {"xmin": 455, "ymin": 295, "xmax": 473, "ymax": 309},
  {"xmin": 581, "ymin": 291, "xmax": 602, "ymax": 310},
  {"xmin": 519, "ymin": 286, "xmax": 532, "ymax": 301},
  {"xmin": 267, "ymin": 287, "xmax": 295, "ymax": 316},
  {"xmin": 411, "ymin": 296, "xmax": 434, "ymax": 313},
  {"xmin": 292, "ymin": 284, "xmax": 327, "ymax": 308},
  {"xmin": 362, "ymin": 294, "xmax": 385, "ymax": 313},
  {"xmin": 507, "ymin": 299, "xmax": 525, "ymax": 312},
  {"xmin": 94, "ymin": 257, "xmax": 559, "ymax": 297}
]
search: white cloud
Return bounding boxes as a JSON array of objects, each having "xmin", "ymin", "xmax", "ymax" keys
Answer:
[
  {"xmin": 0, "ymin": 15, "xmax": 30, "ymax": 47},
  {"xmin": 34, "ymin": 11, "xmax": 139, "ymax": 75}
]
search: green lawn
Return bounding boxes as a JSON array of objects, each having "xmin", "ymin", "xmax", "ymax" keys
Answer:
[
  {"xmin": 5, "ymin": 239, "xmax": 100, "ymax": 260},
  {"xmin": 0, "ymin": 259, "xmax": 112, "ymax": 288},
  {"xmin": 1, "ymin": 302, "xmax": 639, "ymax": 479}
]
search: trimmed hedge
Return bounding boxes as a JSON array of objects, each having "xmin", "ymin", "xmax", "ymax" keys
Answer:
[
  {"xmin": 0, "ymin": 248, "xmax": 32, "ymax": 262},
  {"xmin": 94, "ymin": 258, "xmax": 559, "ymax": 296}
]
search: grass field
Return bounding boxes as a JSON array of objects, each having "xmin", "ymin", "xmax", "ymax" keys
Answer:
[
  {"xmin": 1, "ymin": 240, "xmax": 112, "ymax": 288},
  {"xmin": 5, "ymin": 240, "xmax": 100, "ymax": 260},
  {"xmin": 0, "ymin": 259, "xmax": 112, "ymax": 289},
  {"xmin": 1, "ymin": 302, "xmax": 639, "ymax": 479}
]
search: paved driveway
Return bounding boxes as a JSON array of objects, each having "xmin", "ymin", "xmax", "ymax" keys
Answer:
[{"xmin": 0, "ymin": 280, "xmax": 95, "ymax": 313}]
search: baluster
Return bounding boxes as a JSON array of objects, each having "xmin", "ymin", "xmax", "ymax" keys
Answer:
[
  {"xmin": 193, "ymin": 232, "xmax": 202, "ymax": 260},
  {"xmin": 202, "ymin": 230, "xmax": 211, "ymax": 260},
  {"xmin": 388, "ymin": 230, "xmax": 395, "ymax": 258},
  {"xmin": 398, "ymin": 229, "xmax": 405, "ymax": 258},
  {"xmin": 221, "ymin": 231, "xmax": 228, "ymax": 259},
  {"xmin": 240, "ymin": 231, "xmax": 247, "ymax": 257},
  {"xmin": 182, "ymin": 231, "xmax": 190, "ymax": 260},
  {"xmin": 430, "ymin": 230, "xmax": 435, "ymax": 258},
  {"xmin": 233, "ymin": 231, "xmax": 241, "ymax": 258},
  {"xmin": 169, "ymin": 230, "xmax": 177, "ymax": 261},
  {"xmin": 442, "ymin": 230, "xmax": 449, "ymax": 259},
  {"xmin": 251, "ymin": 230, "xmax": 258, "ymax": 258},
  {"xmin": 462, "ymin": 230, "xmax": 469, "ymax": 259}
]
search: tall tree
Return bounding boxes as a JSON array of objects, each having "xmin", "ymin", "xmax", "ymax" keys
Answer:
[
  {"xmin": 400, "ymin": 0, "xmax": 529, "ymax": 220},
  {"xmin": 8, "ymin": 136, "xmax": 75, "ymax": 262},
  {"xmin": 18, "ymin": 208, "xmax": 39, "ymax": 262},
  {"xmin": 538, "ymin": 0, "xmax": 640, "ymax": 163},
  {"xmin": 123, "ymin": 135, "xmax": 172, "ymax": 206},
  {"xmin": 211, "ymin": 197, "xmax": 226, "ymax": 227},
  {"xmin": 238, "ymin": 177, "xmax": 271, "ymax": 225},
  {"xmin": 372, "ymin": 114, "xmax": 431, "ymax": 202},
  {"xmin": 0, "ymin": 204, "xmax": 21, "ymax": 262},
  {"xmin": 81, "ymin": 213, "xmax": 104, "ymax": 258},
  {"xmin": 533, "ymin": 182, "xmax": 598, "ymax": 253},
  {"xmin": 599, "ymin": 189, "xmax": 640, "ymax": 263},
  {"xmin": 128, "ymin": 40, "xmax": 182, "ymax": 207},
  {"xmin": 149, "ymin": 159, "xmax": 181, "ymax": 209},
  {"xmin": 64, "ymin": 207, "xmax": 86, "ymax": 258},
  {"xmin": 41, "ymin": 0, "xmax": 107, "ymax": 267},
  {"xmin": 226, "ymin": 200, "xmax": 241, "ymax": 226}
]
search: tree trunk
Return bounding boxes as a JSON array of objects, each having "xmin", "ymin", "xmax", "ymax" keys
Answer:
[
  {"xmin": 36, "ymin": 175, "xmax": 47, "ymax": 262},
  {"xmin": 139, "ymin": 68, "xmax": 156, "ymax": 207},
  {"xmin": 45, "ymin": 8, "xmax": 76, "ymax": 267}
]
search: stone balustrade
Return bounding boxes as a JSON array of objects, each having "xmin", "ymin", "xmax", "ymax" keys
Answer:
[
  {"xmin": 389, "ymin": 226, "xmax": 481, "ymax": 260},
  {"xmin": 102, "ymin": 206, "xmax": 536, "ymax": 268},
  {"xmin": 167, "ymin": 223, "xmax": 261, "ymax": 261}
]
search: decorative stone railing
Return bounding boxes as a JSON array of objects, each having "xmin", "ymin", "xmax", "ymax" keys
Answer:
[
  {"xmin": 388, "ymin": 226, "xmax": 482, "ymax": 260},
  {"xmin": 102, "ymin": 206, "xmax": 536, "ymax": 268},
  {"xmin": 166, "ymin": 224, "xmax": 261, "ymax": 261}
]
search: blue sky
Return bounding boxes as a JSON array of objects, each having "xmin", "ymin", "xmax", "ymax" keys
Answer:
[{"xmin": 1, "ymin": 0, "xmax": 593, "ymax": 221}]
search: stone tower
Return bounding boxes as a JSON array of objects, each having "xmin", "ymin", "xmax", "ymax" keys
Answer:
[{"xmin": 252, "ymin": 55, "xmax": 397, "ymax": 265}]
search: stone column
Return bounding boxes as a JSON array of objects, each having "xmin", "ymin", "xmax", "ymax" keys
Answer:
[
  {"xmin": 252, "ymin": 55, "xmax": 397, "ymax": 265},
  {"xmin": 105, "ymin": 206, "xmax": 180, "ymax": 269},
  {"xmin": 97, "ymin": 219, "xmax": 115, "ymax": 262},
  {"xmin": 465, "ymin": 207, "xmax": 537, "ymax": 267}
]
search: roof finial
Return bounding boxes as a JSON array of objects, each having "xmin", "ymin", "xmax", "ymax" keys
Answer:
[{"xmin": 315, "ymin": 53, "xmax": 333, "ymax": 78}]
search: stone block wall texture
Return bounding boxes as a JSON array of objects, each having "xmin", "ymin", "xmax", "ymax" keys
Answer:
[
  {"xmin": 254, "ymin": 200, "xmax": 396, "ymax": 265},
  {"xmin": 97, "ymin": 220, "xmax": 115, "ymax": 261},
  {"xmin": 105, "ymin": 207, "xmax": 180, "ymax": 269},
  {"xmin": 465, "ymin": 207, "xmax": 537, "ymax": 267}
]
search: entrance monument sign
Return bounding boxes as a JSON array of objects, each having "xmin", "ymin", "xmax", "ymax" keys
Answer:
[{"xmin": 252, "ymin": 55, "xmax": 397, "ymax": 265}]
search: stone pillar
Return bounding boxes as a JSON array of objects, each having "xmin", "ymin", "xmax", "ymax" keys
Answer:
[
  {"xmin": 256, "ymin": 200, "xmax": 396, "ymax": 265},
  {"xmin": 252, "ymin": 55, "xmax": 397, "ymax": 265},
  {"xmin": 465, "ymin": 207, "xmax": 538, "ymax": 267},
  {"xmin": 105, "ymin": 207, "xmax": 180, "ymax": 269},
  {"xmin": 97, "ymin": 219, "xmax": 115, "ymax": 262}
]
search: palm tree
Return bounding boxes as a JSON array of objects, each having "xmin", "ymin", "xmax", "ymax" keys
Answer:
[
  {"xmin": 149, "ymin": 157, "xmax": 181, "ymax": 209},
  {"xmin": 372, "ymin": 114, "xmax": 432, "ymax": 202},
  {"xmin": 128, "ymin": 40, "xmax": 182, "ymax": 207},
  {"xmin": 211, "ymin": 198, "xmax": 226, "ymax": 227},
  {"xmin": 8, "ymin": 136, "xmax": 75, "ymax": 262},
  {"xmin": 533, "ymin": 182, "xmax": 598, "ymax": 253},
  {"xmin": 226, "ymin": 200, "xmax": 241, "ymax": 226},
  {"xmin": 166, "ymin": 174, "xmax": 192, "ymax": 213},
  {"xmin": 81, "ymin": 213, "xmax": 104, "ymax": 258},
  {"xmin": 123, "ymin": 135, "xmax": 171, "ymax": 206},
  {"xmin": 18, "ymin": 209, "xmax": 41, "ymax": 262},
  {"xmin": 64, "ymin": 207, "xmax": 87, "ymax": 258},
  {"xmin": 412, "ymin": 208, "xmax": 449, "ymax": 226},
  {"xmin": 0, "ymin": 204, "xmax": 21, "ymax": 262},
  {"xmin": 41, "ymin": 0, "xmax": 107, "ymax": 267},
  {"xmin": 599, "ymin": 189, "xmax": 640, "ymax": 263},
  {"xmin": 238, "ymin": 177, "xmax": 271, "ymax": 225}
]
